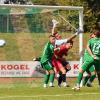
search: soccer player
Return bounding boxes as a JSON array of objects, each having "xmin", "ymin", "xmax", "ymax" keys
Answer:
[
  {"xmin": 82, "ymin": 33, "xmax": 96, "ymax": 87},
  {"xmin": 73, "ymin": 27, "xmax": 100, "ymax": 90},
  {"xmin": 52, "ymin": 41, "xmax": 73, "ymax": 87},
  {"xmin": 40, "ymin": 35, "xmax": 60, "ymax": 88},
  {"xmin": 51, "ymin": 19, "xmax": 82, "ymax": 87},
  {"xmin": 82, "ymin": 51, "xmax": 96, "ymax": 87}
]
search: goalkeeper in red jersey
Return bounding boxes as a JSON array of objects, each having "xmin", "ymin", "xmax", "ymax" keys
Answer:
[
  {"xmin": 51, "ymin": 19, "xmax": 82, "ymax": 87},
  {"xmin": 52, "ymin": 41, "xmax": 73, "ymax": 87}
]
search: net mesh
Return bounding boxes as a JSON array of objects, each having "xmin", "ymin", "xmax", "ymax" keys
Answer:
[
  {"xmin": 0, "ymin": 6, "xmax": 80, "ymax": 60},
  {"xmin": 0, "ymin": 7, "xmax": 79, "ymax": 33}
]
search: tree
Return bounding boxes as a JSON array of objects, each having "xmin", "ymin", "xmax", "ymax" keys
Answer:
[
  {"xmin": 31, "ymin": 0, "xmax": 100, "ymax": 32},
  {"xmin": 82, "ymin": 0, "xmax": 100, "ymax": 31}
]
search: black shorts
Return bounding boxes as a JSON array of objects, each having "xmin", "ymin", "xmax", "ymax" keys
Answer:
[
  {"xmin": 62, "ymin": 60, "xmax": 71, "ymax": 72},
  {"xmin": 62, "ymin": 60, "xmax": 69, "ymax": 67}
]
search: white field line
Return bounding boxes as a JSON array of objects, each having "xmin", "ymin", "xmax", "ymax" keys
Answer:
[{"xmin": 0, "ymin": 93, "xmax": 100, "ymax": 99}]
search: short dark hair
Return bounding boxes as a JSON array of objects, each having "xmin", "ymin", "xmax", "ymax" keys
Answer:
[
  {"xmin": 67, "ymin": 40, "xmax": 73, "ymax": 45},
  {"xmin": 53, "ymin": 32, "xmax": 58, "ymax": 35}
]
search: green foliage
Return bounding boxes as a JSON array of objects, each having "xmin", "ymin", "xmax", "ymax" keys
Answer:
[
  {"xmin": 82, "ymin": 0, "xmax": 100, "ymax": 32},
  {"xmin": 31, "ymin": 0, "xmax": 100, "ymax": 32}
]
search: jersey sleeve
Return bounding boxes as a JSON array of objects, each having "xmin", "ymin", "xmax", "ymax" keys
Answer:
[
  {"xmin": 87, "ymin": 39, "xmax": 92, "ymax": 47},
  {"xmin": 55, "ymin": 39, "xmax": 68, "ymax": 46}
]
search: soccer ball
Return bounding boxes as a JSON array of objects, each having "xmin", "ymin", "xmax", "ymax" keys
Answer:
[{"xmin": 0, "ymin": 39, "xmax": 6, "ymax": 47}]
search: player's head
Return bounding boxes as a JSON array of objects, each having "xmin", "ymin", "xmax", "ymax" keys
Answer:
[
  {"xmin": 94, "ymin": 27, "xmax": 100, "ymax": 38},
  {"xmin": 66, "ymin": 40, "xmax": 73, "ymax": 49},
  {"xmin": 90, "ymin": 33, "xmax": 96, "ymax": 38},
  {"xmin": 53, "ymin": 32, "xmax": 62, "ymax": 39},
  {"xmin": 49, "ymin": 35, "xmax": 55, "ymax": 45}
]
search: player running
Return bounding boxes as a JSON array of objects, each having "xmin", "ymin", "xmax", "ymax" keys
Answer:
[{"xmin": 73, "ymin": 27, "xmax": 100, "ymax": 90}]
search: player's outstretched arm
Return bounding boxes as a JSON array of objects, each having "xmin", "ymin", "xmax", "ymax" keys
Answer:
[
  {"xmin": 67, "ymin": 33, "xmax": 77, "ymax": 42},
  {"xmin": 67, "ymin": 29, "xmax": 83, "ymax": 42}
]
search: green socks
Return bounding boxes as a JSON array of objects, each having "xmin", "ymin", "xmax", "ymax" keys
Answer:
[
  {"xmin": 89, "ymin": 74, "xmax": 96, "ymax": 83},
  {"xmin": 49, "ymin": 73, "xmax": 55, "ymax": 83},
  {"xmin": 44, "ymin": 73, "xmax": 55, "ymax": 85},
  {"xmin": 83, "ymin": 76, "xmax": 90, "ymax": 86},
  {"xmin": 83, "ymin": 74, "xmax": 96, "ymax": 86},
  {"xmin": 44, "ymin": 74, "xmax": 50, "ymax": 84},
  {"xmin": 77, "ymin": 72, "xmax": 83, "ymax": 84}
]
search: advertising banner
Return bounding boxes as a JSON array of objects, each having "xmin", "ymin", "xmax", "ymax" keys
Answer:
[{"xmin": 0, "ymin": 61, "xmax": 85, "ymax": 77}]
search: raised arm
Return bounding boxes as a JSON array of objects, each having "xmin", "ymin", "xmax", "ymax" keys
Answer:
[
  {"xmin": 67, "ymin": 33, "xmax": 78, "ymax": 42},
  {"xmin": 67, "ymin": 30, "xmax": 83, "ymax": 42},
  {"xmin": 52, "ymin": 19, "xmax": 59, "ymax": 35}
]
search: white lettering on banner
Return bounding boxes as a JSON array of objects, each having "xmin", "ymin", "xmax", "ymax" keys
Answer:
[{"xmin": 0, "ymin": 61, "xmax": 85, "ymax": 77}]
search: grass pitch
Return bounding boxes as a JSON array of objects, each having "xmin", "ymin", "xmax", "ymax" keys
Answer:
[{"xmin": 0, "ymin": 78, "xmax": 100, "ymax": 100}]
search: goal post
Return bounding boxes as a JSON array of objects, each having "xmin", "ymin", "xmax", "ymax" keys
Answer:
[
  {"xmin": 0, "ymin": 4, "xmax": 83, "ymax": 10},
  {"xmin": 79, "ymin": 10, "xmax": 84, "ymax": 67}
]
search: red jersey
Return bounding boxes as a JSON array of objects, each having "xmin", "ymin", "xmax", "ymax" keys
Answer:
[{"xmin": 54, "ymin": 44, "xmax": 69, "ymax": 57}]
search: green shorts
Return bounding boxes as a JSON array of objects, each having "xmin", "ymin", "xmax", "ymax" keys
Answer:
[
  {"xmin": 82, "ymin": 54, "xmax": 100, "ymax": 72},
  {"xmin": 94, "ymin": 59, "xmax": 100, "ymax": 71},
  {"xmin": 42, "ymin": 61, "xmax": 53, "ymax": 71},
  {"xmin": 82, "ymin": 54, "xmax": 94, "ymax": 71},
  {"xmin": 86, "ymin": 65, "xmax": 95, "ymax": 73},
  {"xmin": 88, "ymin": 65, "xmax": 95, "ymax": 72}
]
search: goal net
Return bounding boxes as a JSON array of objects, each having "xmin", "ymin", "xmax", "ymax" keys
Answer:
[{"xmin": 0, "ymin": 4, "xmax": 83, "ymax": 78}]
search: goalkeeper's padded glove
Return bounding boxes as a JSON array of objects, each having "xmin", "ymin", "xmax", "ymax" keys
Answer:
[
  {"xmin": 52, "ymin": 19, "xmax": 59, "ymax": 27},
  {"xmin": 75, "ymin": 29, "xmax": 84, "ymax": 35}
]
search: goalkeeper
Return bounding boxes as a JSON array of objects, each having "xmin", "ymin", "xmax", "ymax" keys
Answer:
[
  {"xmin": 52, "ymin": 41, "xmax": 73, "ymax": 87},
  {"xmin": 51, "ymin": 19, "xmax": 82, "ymax": 87}
]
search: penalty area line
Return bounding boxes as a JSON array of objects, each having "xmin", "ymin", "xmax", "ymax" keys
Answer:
[{"xmin": 0, "ymin": 93, "xmax": 100, "ymax": 99}]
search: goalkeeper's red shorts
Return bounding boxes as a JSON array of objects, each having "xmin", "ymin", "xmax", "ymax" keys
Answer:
[{"xmin": 52, "ymin": 57, "xmax": 69, "ymax": 73}]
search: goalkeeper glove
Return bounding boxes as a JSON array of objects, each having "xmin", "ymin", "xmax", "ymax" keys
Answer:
[{"xmin": 52, "ymin": 19, "xmax": 59, "ymax": 28}]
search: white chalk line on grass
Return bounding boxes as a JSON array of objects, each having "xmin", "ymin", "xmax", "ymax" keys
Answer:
[{"xmin": 0, "ymin": 93, "xmax": 100, "ymax": 99}]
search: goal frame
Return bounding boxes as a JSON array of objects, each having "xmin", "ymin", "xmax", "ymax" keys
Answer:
[{"xmin": 0, "ymin": 4, "xmax": 84, "ymax": 66}]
